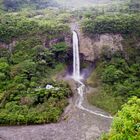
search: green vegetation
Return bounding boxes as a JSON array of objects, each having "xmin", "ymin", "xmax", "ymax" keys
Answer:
[
  {"xmin": 87, "ymin": 37, "xmax": 140, "ymax": 114},
  {"xmin": 0, "ymin": 12, "xmax": 72, "ymax": 125},
  {"xmin": 0, "ymin": 1, "xmax": 139, "ymax": 139},
  {"xmin": 129, "ymin": 0, "xmax": 140, "ymax": 12},
  {"xmin": 0, "ymin": 13, "xmax": 70, "ymax": 44},
  {"xmin": 0, "ymin": 82, "xmax": 71, "ymax": 125},
  {"xmin": 81, "ymin": 14, "xmax": 140, "ymax": 36},
  {"xmin": 83, "ymin": 8, "xmax": 140, "ymax": 116},
  {"xmin": 1, "ymin": 0, "xmax": 57, "ymax": 11},
  {"xmin": 87, "ymin": 88, "xmax": 124, "ymax": 115},
  {"xmin": 83, "ymin": 7, "xmax": 140, "ymax": 139},
  {"xmin": 102, "ymin": 97, "xmax": 140, "ymax": 140}
]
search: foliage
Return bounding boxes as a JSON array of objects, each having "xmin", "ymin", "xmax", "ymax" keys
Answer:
[
  {"xmin": 2, "ymin": 0, "xmax": 57, "ymax": 11},
  {"xmin": 0, "ymin": 82, "xmax": 71, "ymax": 125},
  {"xmin": 87, "ymin": 36, "xmax": 140, "ymax": 115},
  {"xmin": 81, "ymin": 14, "xmax": 140, "ymax": 36},
  {"xmin": 0, "ymin": 13, "xmax": 71, "ymax": 125},
  {"xmin": 100, "ymin": 53, "xmax": 140, "ymax": 98},
  {"xmin": 51, "ymin": 42, "xmax": 69, "ymax": 63},
  {"xmin": 102, "ymin": 97, "xmax": 140, "ymax": 140},
  {"xmin": 129, "ymin": 0, "xmax": 140, "ymax": 12},
  {"xmin": 0, "ymin": 14, "xmax": 70, "ymax": 43},
  {"xmin": 87, "ymin": 89, "xmax": 124, "ymax": 115},
  {"xmin": 0, "ymin": 39, "xmax": 71, "ymax": 125}
]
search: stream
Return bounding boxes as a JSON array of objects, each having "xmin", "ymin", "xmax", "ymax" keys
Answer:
[
  {"xmin": 73, "ymin": 31, "xmax": 112, "ymax": 119},
  {"xmin": 0, "ymin": 81, "xmax": 112, "ymax": 140},
  {"xmin": 0, "ymin": 30, "xmax": 113, "ymax": 140}
]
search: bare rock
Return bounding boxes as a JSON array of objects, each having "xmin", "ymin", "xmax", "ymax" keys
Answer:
[{"xmin": 79, "ymin": 33, "xmax": 123, "ymax": 62}]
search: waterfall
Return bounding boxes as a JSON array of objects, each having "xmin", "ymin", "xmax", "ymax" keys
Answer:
[
  {"xmin": 72, "ymin": 31, "xmax": 112, "ymax": 119},
  {"xmin": 73, "ymin": 31, "xmax": 80, "ymax": 80}
]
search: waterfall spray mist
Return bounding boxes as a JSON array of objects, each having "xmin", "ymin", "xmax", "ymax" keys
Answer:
[
  {"xmin": 73, "ymin": 31, "xmax": 80, "ymax": 80},
  {"xmin": 72, "ymin": 31, "xmax": 112, "ymax": 119}
]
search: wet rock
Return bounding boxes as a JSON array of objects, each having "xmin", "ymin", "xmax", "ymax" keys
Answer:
[
  {"xmin": 70, "ymin": 21, "xmax": 123, "ymax": 62},
  {"xmin": 79, "ymin": 33, "xmax": 123, "ymax": 62}
]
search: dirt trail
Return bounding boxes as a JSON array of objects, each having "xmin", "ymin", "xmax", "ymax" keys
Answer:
[
  {"xmin": 0, "ymin": 79, "xmax": 112, "ymax": 140},
  {"xmin": 0, "ymin": 22, "xmax": 112, "ymax": 140}
]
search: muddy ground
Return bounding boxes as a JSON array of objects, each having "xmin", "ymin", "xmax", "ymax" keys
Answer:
[{"xmin": 0, "ymin": 80, "xmax": 112, "ymax": 140}]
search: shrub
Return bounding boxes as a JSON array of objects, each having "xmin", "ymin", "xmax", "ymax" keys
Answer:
[
  {"xmin": 82, "ymin": 14, "xmax": 140, "ymax": 36},
  {"xmin": 104, "ymin": 97, "xmax": 140, "ymax": 140}
]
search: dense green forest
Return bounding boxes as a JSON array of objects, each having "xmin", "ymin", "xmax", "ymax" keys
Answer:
[
  {"xmin": 0, "ymin": 11, "xmax": 72, "ymax": 125},
  {"xmin": 0, "ymin": 0, "xmax": 139, "ymax": 139},
  {"xmin": 82, "ymin": 14, "xmax": 140, "ymax": 36},
  {"xmin": 82, "ymin": 1, "xmax": 140, "ymax": 139},
  {"xmin": 0, "ymin": 0, "xmax": 57, "ymax": 11},
  {"xmin": 102, "ymin": 97, "xmax": 140, "ymax": 140}
]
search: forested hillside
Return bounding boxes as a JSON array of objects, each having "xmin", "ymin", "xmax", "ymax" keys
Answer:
[
  {"xmin": 0, "ymin": 0, "xmax": 133, "ymax": 11},
  {"xmin": 0, "ymin": 0, "xmax": 58, "ymax": 11},
  {"xmin": 80, "ymin": 1, "xmax": 140, "ymax": 139},
  {"xmin": 0, "ymin": 10, "xmax": 72, "ymax": 125},
  {"xmin": 0, "ymin": 0, "xmax": 139, "ymax": 140}
]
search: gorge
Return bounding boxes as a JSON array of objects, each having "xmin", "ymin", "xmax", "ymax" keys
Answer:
[
  {"xmin": 0, "ymin": 30, "xmax": 113, "ymax": 140},
  {"xmin": 72, "ymin": 31, "xmax": 112, "ymax": 119},
  {"xmin": 0, "ymin": 0, "xmax": 140, "ymax": 140}
]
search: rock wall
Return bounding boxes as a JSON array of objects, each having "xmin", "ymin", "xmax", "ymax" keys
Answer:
[
  {"xmin": 0, "ymin": 41, "xmax": 16, "ymax": 53},
  {"xmin": 79, "ymin": 33, "xmax": 123, "ymax": 62},
  {"xmin": 70, "ymin": 21, "xmax": 123, "ymax": 62}
]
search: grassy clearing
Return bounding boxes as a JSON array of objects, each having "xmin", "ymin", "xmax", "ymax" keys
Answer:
[
  {"xmin": 48, "ymin": 63, "xmax": 66, "ymax": 80},
  {"xmin": 86, "ymin": 68, "xmax": 100, "ymax": 88},
  {"xmin": 86, "ymin": 70, "xmax": 124, "ymax": 115},
  {"xmin": 87, "ymin": 89, "xmax": 124, "ymax": 115}
]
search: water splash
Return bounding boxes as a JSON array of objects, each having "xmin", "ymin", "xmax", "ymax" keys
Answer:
[
  {"xmin": 72, "ymin": 31, "xmax": 113, "ymax": 119},
  {"xmin": 73, "ymin": 31, "xmax": 80, "ymax": 80}
]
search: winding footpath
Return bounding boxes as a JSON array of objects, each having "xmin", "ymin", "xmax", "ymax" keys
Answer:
[
  {"xmin": 0, "ymin": 23, "xmax": 112, "ymax": 140},
  {"xmin": 0, "ymin": 83, "xmax": 112, "ymax": 140}
]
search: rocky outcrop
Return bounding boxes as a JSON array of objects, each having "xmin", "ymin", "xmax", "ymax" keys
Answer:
[
  {"xmin": 0, "ymin": 42, "xmax": 9, "ymax": 48},
  {"xmin": 70, "ymin": 21, "xmax": 123, "ymax": 62},
  {"xmin": 43, "ymin": 33, "xmax": 71, "ymax": 48},
  {"xmin": 0, "ymin": 41, "xmax": 16, "ymax": 53},
  {"xmin": 79, "ymin": 33, "xmax": 123, "ymax": 62}
]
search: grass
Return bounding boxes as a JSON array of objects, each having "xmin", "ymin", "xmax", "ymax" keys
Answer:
[
  {"xmin": 48, "ymin": 63, "xmax": 66, "ymax": 80},
  {"xmin": 86, "ymin": 68, "xmax": 99, "ymax": 88},
  {"xmin": 87, "ymin": 89, "xmax": 124, "ymax": 115},
  {"xmin": 86, "ymin": 70, "xmax": 124, "ymax": 115}
]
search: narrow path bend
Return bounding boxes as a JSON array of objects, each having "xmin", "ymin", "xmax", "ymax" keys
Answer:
[
  {"xmin": 0, "ymin": 79, "xmax": 112, "ymax": 140},
  {"xmin": 0, "ymin": 22, "xmax": 112, "ymax": 140}
]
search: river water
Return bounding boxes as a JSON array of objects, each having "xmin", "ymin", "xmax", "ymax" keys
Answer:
[
  {"xmin": 0, "ymin": 31, "xmax": 112, "ymax": 140},
  {"xmin": 72, "ymin": 31, "xmax": 112, "ymax": 119}
]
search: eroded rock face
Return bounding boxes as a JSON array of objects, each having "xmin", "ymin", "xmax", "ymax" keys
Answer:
[
  {"xmin": 79, "ymin": 33, "xmax": 123, "ymax": 62},
  {"xmin": 0, "ymin": 41, "xmax": 16, "ymax": 53},
  {"xmin": 0, "ymin": 42, "xmax": 9, "ymax": 48},
  {"xmin": 43, "ymin": 34, "xmax": 72, "ymax": 48}
]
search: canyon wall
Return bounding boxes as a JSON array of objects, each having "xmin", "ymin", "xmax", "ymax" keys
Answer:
[
  {"xmin": 79, "ymin": 33, "xmax": 123, "ymax": 62},
  {"xmin": 70, "ymin": 21, "xmax": 123, "ymax": 62}
]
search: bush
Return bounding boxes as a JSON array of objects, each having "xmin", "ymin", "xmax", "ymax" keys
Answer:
[
  {"xmin": 101, "ymin": 65, "xmax": 125, "ymax": 85},
  {"xmin": 0, "ymin": 13, "xmax": 71, "ymax": 125},
  {"xmin": 82, "ymin": 14, "xmax": 140, "ymax": 36},
  {"xmin": 103, "ymin": 97, "xmax": 140, "ymax": 140},
  {"xmin": 0, "ymin": 83, "xmax": 71, "ymax": 125},
  {"xmin": 0, "ymin": 14, "xmax": 70, "ymax": 43}
]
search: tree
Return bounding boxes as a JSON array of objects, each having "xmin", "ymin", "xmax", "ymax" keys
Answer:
[
  {"xmin": 101, "ymin": 65, "xmax": 124, "ymax": 85},
  {"xmin": 129, "ymin": 0, "xmax": 140, "ymax": 12},
  {"xmin": 51, "ymin": 42, "xmax": 68, "ymax": 62},
  {"xmin": 104, "ymin": 97, "xmax": 140, "ymax": 140}
]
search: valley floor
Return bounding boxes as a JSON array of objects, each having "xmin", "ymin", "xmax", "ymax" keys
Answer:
[{"xmin": 0, "ymin": 81, "xmax": 112, "ymax": 140}]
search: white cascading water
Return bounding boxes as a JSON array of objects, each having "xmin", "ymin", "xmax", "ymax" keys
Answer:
[
  {"xmin": 72, "ymin": 31, "xmax": 112, "ymax": 119},
  {"xmin": 73, "ymin": 31, "xmax": 80, "ymax": 80}
]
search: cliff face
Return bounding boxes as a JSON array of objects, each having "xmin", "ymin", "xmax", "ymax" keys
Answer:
[
  {"xmin": 79, "ymin": 33, "xmax": 123, "ymax": 62},
  {"xmin": 70, "ymin": 21, "xmax": 123, "ymax": 62},
  {"xmin": 0, "ymin": 41, "xmax": 16, "ymax": 53}
]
